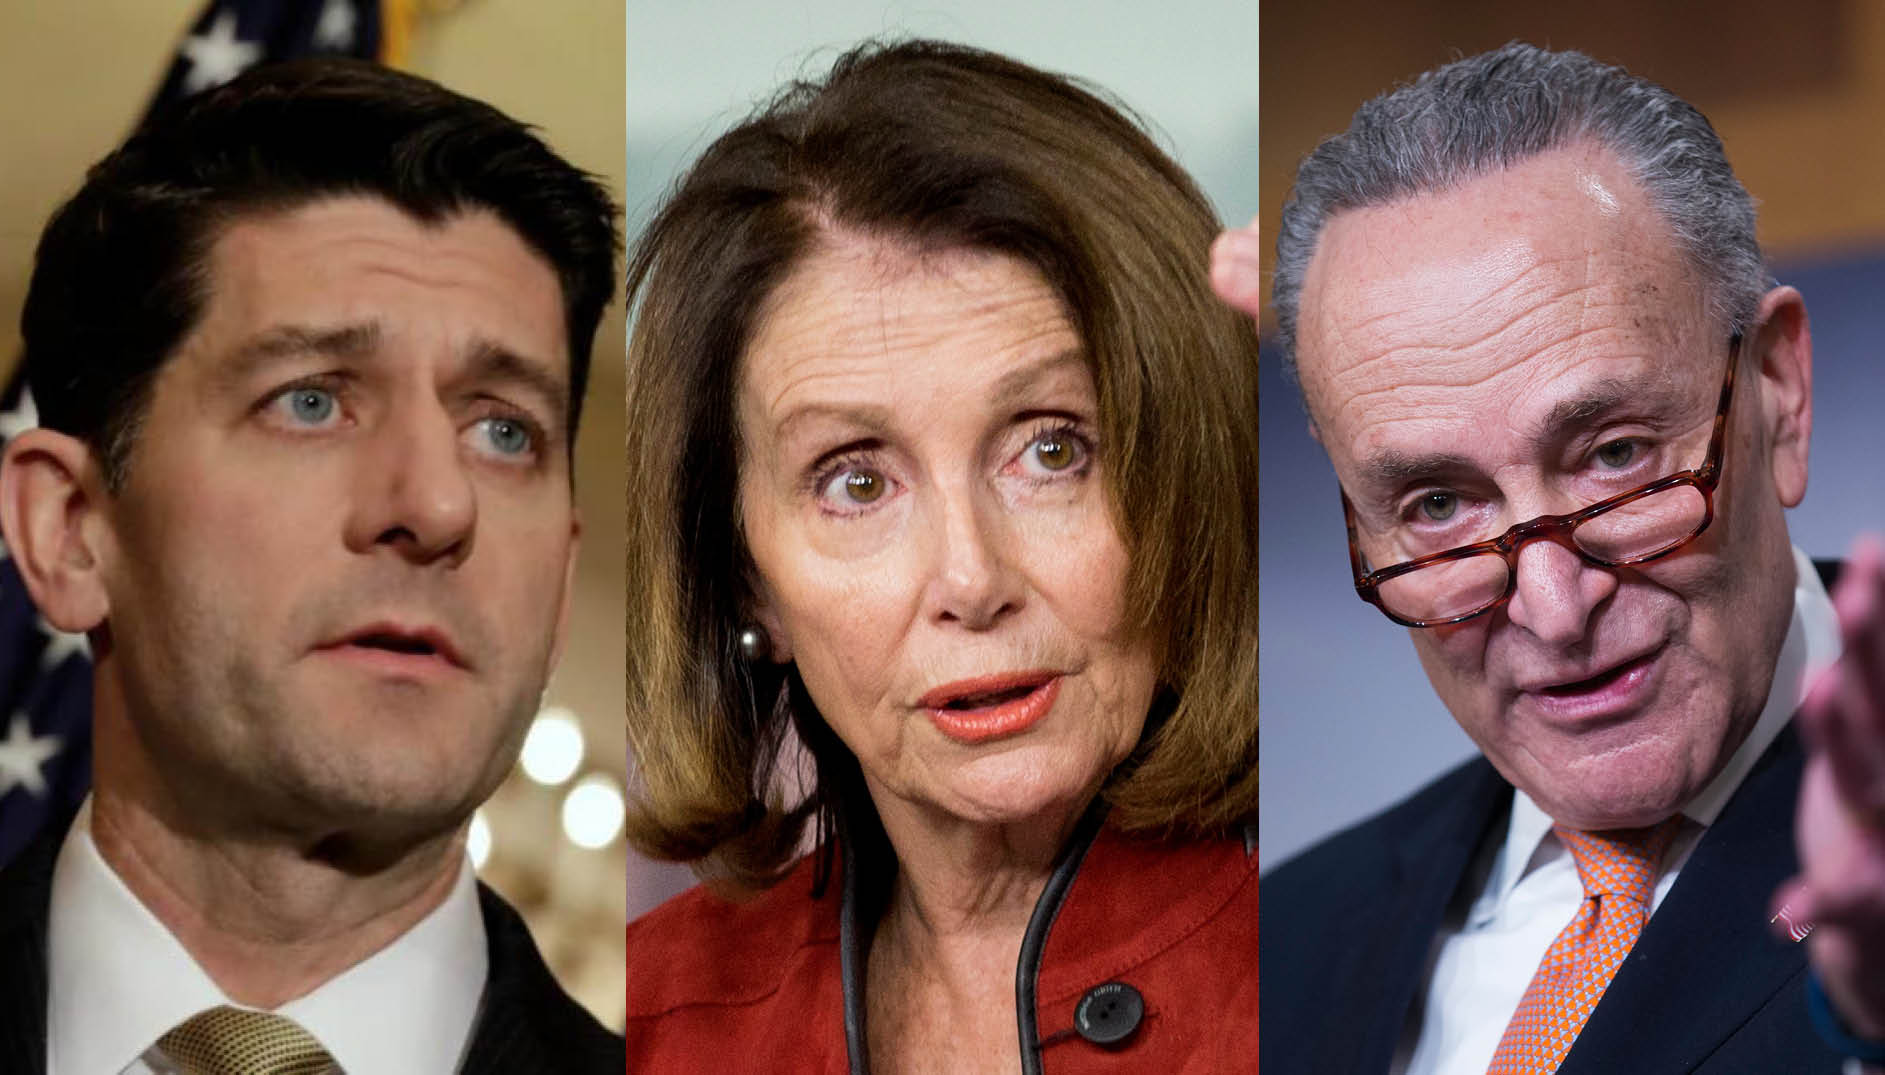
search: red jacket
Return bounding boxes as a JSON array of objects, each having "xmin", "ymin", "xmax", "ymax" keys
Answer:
[{"xmin": 624, "ymin": 818, "xmax": 1257, "ymax": 1072}]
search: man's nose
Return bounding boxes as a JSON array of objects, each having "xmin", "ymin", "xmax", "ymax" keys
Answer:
[
  {"xmin": 921, "ymin": 486, "xmax": 1023, "ymax": 631},
  {"xmin": 344, "ymin": 402, "xmax": 476, "ymax": 567},
  {"xmin": 1503, "ymin": 536, "xmax": 1617, "ymax": 646}
]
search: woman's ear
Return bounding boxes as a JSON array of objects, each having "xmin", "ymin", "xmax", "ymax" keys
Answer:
[
  {"xmin": 744, "ymin": 574, "xmax": 793, "ymax": 663},
  {"xmin": 0, "ymin": 428, "xmax": 113, "ymax": 633}
]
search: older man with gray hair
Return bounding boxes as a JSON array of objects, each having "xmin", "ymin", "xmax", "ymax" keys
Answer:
[{"xmin": 1215, "ymin": 42, "xmax": 1885, "ymax": 1074}]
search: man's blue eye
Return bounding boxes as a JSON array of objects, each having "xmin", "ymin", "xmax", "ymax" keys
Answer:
[
  {"xmin": 282, "ymin": 387, "xmax": 336, "ymax": 425},
  {"xmin": 477, "ymin": 417, "xmax": 534, "ymax": 456}
]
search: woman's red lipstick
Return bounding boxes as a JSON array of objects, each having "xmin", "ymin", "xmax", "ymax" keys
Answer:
[{"xmin": 918, "ymin": 672, "xmax": 1062, "ymax": 744}]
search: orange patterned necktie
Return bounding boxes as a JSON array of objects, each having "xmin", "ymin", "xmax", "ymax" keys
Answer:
[{"xmin": 1485, "ymin": 816, "xmax": 1683, "ymax": 1074}]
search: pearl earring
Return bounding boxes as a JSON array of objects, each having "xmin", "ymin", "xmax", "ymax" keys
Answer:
[{"xmin": 737, "ymin": 624, "xmax": 770, "ymax": 662}]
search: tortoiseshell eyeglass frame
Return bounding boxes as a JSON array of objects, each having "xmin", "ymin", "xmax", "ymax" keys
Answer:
[{"xmin": 1341, "ymin": 334, "xmax": 1743, "ymax": 628}]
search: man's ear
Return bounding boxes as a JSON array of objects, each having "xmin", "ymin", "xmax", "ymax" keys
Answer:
[
  {"xmin": 1749, "ymin": 286, "xmax": 1812, "ymax": 508},
  {"xmin": 0, "ymin": 428, "xmax": 112, "ymax": 632}
]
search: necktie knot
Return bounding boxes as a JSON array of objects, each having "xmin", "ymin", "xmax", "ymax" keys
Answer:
[
  {"xmin": 1554, "ymin": 815, "xmax": 1683, "ymax": 905},
  {"xmin": 157, "ymin": 1005, "xmax": 335, "ymax": 1075},
  {"xmin": 1487, "ymin": 814, "xmax": 1684, "ymax": 1074}
]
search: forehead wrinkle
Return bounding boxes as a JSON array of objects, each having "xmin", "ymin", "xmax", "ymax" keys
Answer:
[
  {"xmin": 751, "ymin": 263, "xmax": 1075, "ymax": 427},
  {"xmin": 1307, "ymin": 273, "xmax": 1639, "ymax": 436},
  {"xmin": 1325, "ymin": 317, "xmax": 1639, "ymax": 440}
]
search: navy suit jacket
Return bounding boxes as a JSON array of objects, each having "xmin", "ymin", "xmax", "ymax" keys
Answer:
[
  {"xmin": 1262, "ymin": 723, "xmax": 1847, "ymax": 1073},
  {"xmin": 0, "ymin": 813, "xmax": 624, "ymax": 1074}
]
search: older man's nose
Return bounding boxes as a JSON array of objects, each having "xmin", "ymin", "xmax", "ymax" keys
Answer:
[
  {"xmin": 1503, "ymin": 538, "xmax": 1617, "ymax": 646},
  {"xmin": 924, "ymin": 490, "xmax": 1023, "ymax": 630},
  {"xmin": 345, "ymin": 403, "xmax": 477, "ymax": 567}
]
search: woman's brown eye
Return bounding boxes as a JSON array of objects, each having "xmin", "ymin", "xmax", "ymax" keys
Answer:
[
  {"xmin": 1033, "ymin": 436, "xmax": 1075, "ymax": 470},
  {"xmin": 843, "ymin": 470, "xmax": 884, "ymax": 502}
]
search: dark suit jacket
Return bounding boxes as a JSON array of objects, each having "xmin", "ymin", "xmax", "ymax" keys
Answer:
[
  {"xmin": 0, "ymin": 812, "xmax": 624, "ymax": 1074},
  {"xmin": 1262, "ymin": 724, "xmax": 1846, "ymax": 1073}
]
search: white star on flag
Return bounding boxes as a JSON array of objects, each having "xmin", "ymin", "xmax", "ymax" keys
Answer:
[
  {"xmin": 0, "ymin": 711, "xmax": 60, "ymax": 798},
  {"xmin": 181, "ymin": 11, "xmax": 264, "ymax": 94},
  {"xmin": 35, "ymin": 616, "xmax": 88, "ymax": 672},
  {"xmin": 0, "ymin": 387, "xmax": 38, "ymax": 443},
  {"xmin": 315, "ymin": 0, "xmax": 357, "ymax": 49}
]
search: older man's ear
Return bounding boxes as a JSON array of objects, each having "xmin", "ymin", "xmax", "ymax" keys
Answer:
[
  {"xmin": 1750, "ymin": 284, "xmax": 1813, "ymax": 510},
  {"xmin": 1210, "ymin": 217, "xmax": 1263, "ymax": 320},
  {"xmin": 0, "ymin": 428, "xmax": 112, "ymax": 634}
]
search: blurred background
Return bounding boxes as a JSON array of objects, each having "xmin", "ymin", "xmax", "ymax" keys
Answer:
[
  {"xmin": 1261, "ymin": 1, "xmax": 1885, "ymax": 868},
  {"xmin": 625, "ymin": 0, "xmax": 1259, "ymax": 918},
  {"xmin": 0, "ymin": 0, "xmax": 627, "ymax": 1029}
]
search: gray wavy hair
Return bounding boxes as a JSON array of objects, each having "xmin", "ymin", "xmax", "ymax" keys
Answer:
[{"xmin": 1273, "ymin": 41, "xmax": 1771, "ymax": 382}]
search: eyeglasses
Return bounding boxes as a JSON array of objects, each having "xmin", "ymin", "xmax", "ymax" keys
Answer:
[{"xmin": 1342, "ymin": 336, "xmax": 1742, "ymax": 628}]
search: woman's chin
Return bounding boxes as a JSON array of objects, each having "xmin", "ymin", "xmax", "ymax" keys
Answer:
[{"xmin": 904, "ymin": 744, "xmax": 1108, "ymax": 828}]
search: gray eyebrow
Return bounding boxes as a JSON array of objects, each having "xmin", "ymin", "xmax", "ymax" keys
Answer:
[
  {"xmin": 1356, "ymin": 374, "xmax": 1693, "ymax": 490},
  {"xmin": 1533, "ymin": 378, "xmax": 1686, "ymax": 440}
]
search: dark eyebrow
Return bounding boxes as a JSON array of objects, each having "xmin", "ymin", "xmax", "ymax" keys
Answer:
[
  {"xmin": 1357, "ymin": 449, "xmax": 1481, "ymax": 487},
  {"xmin": 462, "ymin": 338, "xmax": 571, "ymax": 431},
  {"xmin": 220, "ymin": 322, "xmax": 381, "ymax": 383}
]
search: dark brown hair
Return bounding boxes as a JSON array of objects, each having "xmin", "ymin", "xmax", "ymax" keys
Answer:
[
  {"xmin": 23, "ymin": 58, "xmax": 618, "ymax": 487},
  {"xmin": 625, "ymin": 39, "xmax": 1257, "ymax": 887}
]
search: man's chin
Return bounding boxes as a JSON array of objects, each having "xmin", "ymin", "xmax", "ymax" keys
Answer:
[
  {"xmin": 1511, "ymin": 756, "xmax": 1702, "ymax": 830},
  {"xmin": 1483, "ymin": 722, "xmax": 1712, "ymax": 829}
]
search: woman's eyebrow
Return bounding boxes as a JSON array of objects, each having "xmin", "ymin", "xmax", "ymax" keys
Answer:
[
  {"xmin": 985, "ymin": 348, "xmax": 1087, "ymax": 404},
  {"xmin": 772, "ymin": 401, "xmax": 895, "ymax": 444}
]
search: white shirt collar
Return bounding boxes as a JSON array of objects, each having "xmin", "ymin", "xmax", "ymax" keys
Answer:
[
  {"xmin": 47, "ymin": 801, "xmax": 489, "ymax": 1075},
  {"xmin": 1482, "ymin": 544, "xmax": 1840, "ymax": 912}
]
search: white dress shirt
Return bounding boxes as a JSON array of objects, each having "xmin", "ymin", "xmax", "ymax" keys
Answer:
[
  {"xmin": 46, "ymin": 802, "xmax": 489, "ymax": 1075},
  {"xmin": 1395, "ymin": 545, "xmax": 1841, "ymax": 1075}
]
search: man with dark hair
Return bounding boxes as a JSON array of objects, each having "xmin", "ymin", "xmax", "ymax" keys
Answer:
[
  {"xmin": 1216, "ymin": 43, "xmax": 1885, "ymax": 1074},
  {"xmin": 0, "ymin": 58, "xmax": 622, "ymax": 1073}
]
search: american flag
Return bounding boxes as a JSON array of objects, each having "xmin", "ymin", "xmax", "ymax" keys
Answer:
[{"xmin": 0, "ymin": 0, "xmax": 389, "ymax": 870}]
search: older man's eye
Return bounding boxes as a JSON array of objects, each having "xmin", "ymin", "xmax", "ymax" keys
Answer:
[
  {"xmin": 1418, "ymin": 492, "xmax": 1458, "ymax": 522},
  {"xmin": 1594, "ymin": 439, "xmax": 1641, "ymax": 468},
  {"xmin": 268, "ymin": 385, "xmax": 341, "ymax": 428}
]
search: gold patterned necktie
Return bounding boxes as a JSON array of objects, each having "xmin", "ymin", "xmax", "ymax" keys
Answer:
[
  {"xmin": 1485, "ymin": 815, "xmax": 1683, "ymax": 1074},
  {"xmin": 156, "ymin": 1006, "xmax": 336, "ymax": 1075}
]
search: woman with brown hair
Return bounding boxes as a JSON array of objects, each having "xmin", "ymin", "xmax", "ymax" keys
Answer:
[{"xmin": 622, "ymin": 39, "xmax": 1256, "ymax": 1072}]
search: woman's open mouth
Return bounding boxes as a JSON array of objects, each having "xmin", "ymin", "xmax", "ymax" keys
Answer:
[{"xmin": 919, "ymin": 672, "xmax": 1063, "ymax": 744}]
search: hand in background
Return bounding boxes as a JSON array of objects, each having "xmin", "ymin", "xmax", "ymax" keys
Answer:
[
  {"xmin": 1209, "ymin": 217, "xmax": 1263, "ymax": 320},
  {"xmin": 1779, "ymin": 536, "xmax": 1885, "ymax": 1040}
]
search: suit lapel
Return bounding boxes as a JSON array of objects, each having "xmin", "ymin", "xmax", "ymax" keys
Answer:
[
  {"xmin": 1344, "ymin": 758, "xmax": 1512, "ymax": 1073},
  {"xmin": 460, "ymin": 884, "xmax": 547, "ymax": 1074},
  {"xmin": 459, "ymin": 883, "xmax": 624, "ymax": 1074},
  {"xmin": 0, "ymin": 814, "xmax": 65, "ymax": 1075},
  {"xmin": 1560, "ymin": 724, "xmax": 1807, "ymax": 1073}
]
